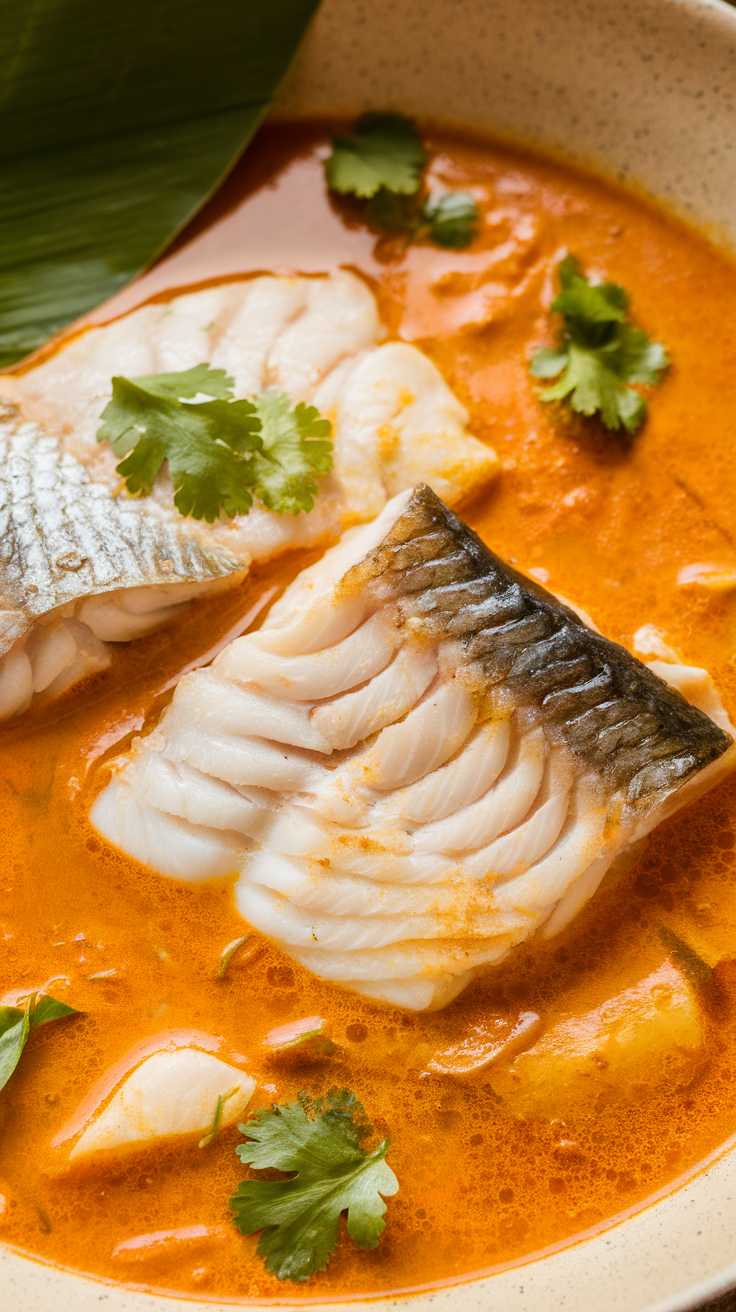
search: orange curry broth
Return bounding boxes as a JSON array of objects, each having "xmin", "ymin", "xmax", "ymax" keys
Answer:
[{"xmin": 2, "ymin": 122, "xmax": 736, "ymax": 1301}]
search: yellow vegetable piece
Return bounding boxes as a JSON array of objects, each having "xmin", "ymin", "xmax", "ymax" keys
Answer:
[{"xmin": 491, "ymin": 958, "xmax": 704, "ymax": 1118}]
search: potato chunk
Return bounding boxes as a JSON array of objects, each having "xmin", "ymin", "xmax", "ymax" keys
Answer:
[
  {"xmin": 491, "ymin": 958, "xmax": 704, "ymax": 1117},
  {"xmin": 69, "ymin": 1048, "xmax": 256, "ymax": 1162}
]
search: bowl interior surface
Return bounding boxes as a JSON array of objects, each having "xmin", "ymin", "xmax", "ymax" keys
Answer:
[{"xmin": 4, "ymin": 1, "xmax": 736, "ymax": 1309}]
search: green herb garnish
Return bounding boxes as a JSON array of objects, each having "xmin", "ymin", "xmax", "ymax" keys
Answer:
[
  {"xmin": 326, "ymin": 113, "xmax": 478, "ymax": 250},
  {"xmin": 326, "ymin": 112, "xmax": 426, "ymax": 200},
  {"xmin": 530, "ymin": 255, "xmax": 668, "ymax": 434},
  {"xmin": 229, "ymin": 1087, "xmax": 398, "ymax": 1283},
  {"xmin": 97, "ymin": 365, "xmax": 333, "ymax": 523},
  {"xmin": 249, "ymin": 390, "xmax": 333, "ymax": 515},
  {"xmin": 264, "ymin": 1015, "xmax": 337, "ymax": 1058},
  {"xmin": 420, "ymin": 191, "xmax": 479, "ymax": 249},
  {"xmin": 0, "ymin": 993, "xmax": 79, "ymax": 1094},
  {"xmin": 199, "ymin": 1087, "xmax": 239, "ymax": 1149},
  {"xmin": 217, "ymin": 934, "xmax": 252, "ymax": 979}
]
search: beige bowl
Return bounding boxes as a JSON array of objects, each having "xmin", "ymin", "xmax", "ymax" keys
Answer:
[{"xmin": 4, "ymin": 0, "xmax": 736, "ymax": 1307}]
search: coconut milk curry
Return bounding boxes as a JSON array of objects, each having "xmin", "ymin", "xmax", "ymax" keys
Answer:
[{"xmin": 2, "ymin": 124, "xmax": 736, "ymax": 1301}]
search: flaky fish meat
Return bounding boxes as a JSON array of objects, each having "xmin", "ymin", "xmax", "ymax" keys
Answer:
[
  {"xmin": 0, "ymin": 272, "xmax": 498, "ymax": 716},
  {"xmin": 91, "ymin": 486, "xmax": 735, "ymax": 1010}
]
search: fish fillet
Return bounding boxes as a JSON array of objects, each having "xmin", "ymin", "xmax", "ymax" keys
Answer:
[
  {"xmin": 0, "ymin": 273, "xmax": 497, "ymax": 717},
  {"xmin": 91, "ymin": 486, "xmax": 735, "ymax": 1009}
]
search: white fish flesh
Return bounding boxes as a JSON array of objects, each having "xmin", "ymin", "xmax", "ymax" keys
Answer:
[
  {"xmin": 60, "ymin": 1044, "xmax": 255, "ymax": 1163},
  {"xmin": 91, "ymin": 486, "xmax": 735, "ymax": 1010},
  {"xmin": 0, "ymin": 273, "xmax": 497, "ymax": 718}
]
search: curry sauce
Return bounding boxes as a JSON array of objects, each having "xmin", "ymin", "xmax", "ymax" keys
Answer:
[{"xmin": 1, "ymin": 123, "xmax": 736, "ymax": 1301}]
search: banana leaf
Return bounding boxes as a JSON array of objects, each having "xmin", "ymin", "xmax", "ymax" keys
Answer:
[{"xmin": 0, "ymin": 0, "xmax": 321, "ymax": 367}]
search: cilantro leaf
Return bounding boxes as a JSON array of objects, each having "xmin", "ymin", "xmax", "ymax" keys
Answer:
[
  {"xmin": 530, "ymin": 256, "xmax": 668, "ymax": 435},
  {"xmin": 123, "ymin": 362, "xmax": 235, "ymax": 402},
  {"xmin": 326, "ymin": 112, "xmax": 426, "ymax": 199},
  {"xmin": 326, "ymin": 114, "xmax": 480, "ymax": 252},
  {"xmin": 217, "ymin": 934, "xmax": 252, "ymax": 979},
  {"xmin": 365, "ymin": 187, "xmax": 415, "ymax": 232},
  {"xmin": 251, "ymin": 391, "xmax": 333, "ymax": 516},
  {"xmin": 229, "ymin": 1087, "xmax": 398, "ymax": 1283},
  {"xmin": 0, "ymin": 993, "xmax": 79, "ymax": 1094},
  {"xmin": 421, "ymin": 191, "xmax": 479, "ymax": 249},
  {"xmin": 97, "ymin": 367, "xmax": 333, "ymax": 523}
]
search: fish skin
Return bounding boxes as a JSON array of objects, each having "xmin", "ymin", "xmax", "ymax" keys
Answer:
[
  {"xmin": 348, "ymin": 485, "xmax": 732, "ymax": 805},
  {"xmin": 90, "ymin": 485, "xmax": 735, "ymax": 1010},
  {"xmin": 0, "ymin": 406, "xmax": 248, "ymax": 658}
]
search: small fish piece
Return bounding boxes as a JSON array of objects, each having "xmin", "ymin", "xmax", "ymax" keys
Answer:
[
  {"xmin": 0, "ymin": 273, "xmax": 497, "ymax": 716},
  {"xmin": 60, "ymin": 1045, "xmax": 255, "ymax": 1163},
  {"xmin": 631, "ymin": 624, "xmax": 734, "ymax": 736},
  {"xmin": 91, "ymin": 486, "xmax": 735, "ymax": 1010},
  {"xmin": 0, "ymin": 404, "xmax": 247, "ymax": 720}
]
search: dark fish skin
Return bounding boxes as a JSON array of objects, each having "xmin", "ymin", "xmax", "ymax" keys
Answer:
[
  {"xmin": 0, "ymin": 405, "xmax": 248, "ymax": 656},
  {"xmin": 347, "ymin": 485, "xmax": 732, "ymax": 805}
]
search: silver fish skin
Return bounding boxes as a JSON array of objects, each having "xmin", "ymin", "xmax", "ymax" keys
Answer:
[
  {"xmin": 0, "ymin": 406, "xmax": 247, "ymax": 718},
  {"xmin": 90, "ymin": 486, "xmax": 736, "ymax": 1011}
]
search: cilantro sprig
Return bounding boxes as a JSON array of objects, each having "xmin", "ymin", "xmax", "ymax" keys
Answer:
[
  {"xmin": 0, "ymin": 993, "xmax": 79, "ymax": 1094},
  {"xmin": 97, "ymin": 366, "xmax": 333, "ymax": 523},
  {"xmin": 420, "ymin": 191, "xmax": 479, "ymax": 249},
  {"xmin": 530, "ymin": 255, "xmax": 668, "ymax": 434},
  {"xmin": 229, "ymin": 1087, "xmax": 398, "ymax": 1283},
  {"xmin": 251, "ymin": 390, "xmax": 333, "ymax": 515},
  {"xmin": 326, "ymin": 113, "xmax": 479, "ymax": 250},
  {"xmin": 326, "ymin": 112, "xmax": 426, "ymax": 199}
]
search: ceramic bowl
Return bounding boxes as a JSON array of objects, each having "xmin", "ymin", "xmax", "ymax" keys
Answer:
[{"xmin": 4, "ymin": 0, "xmax": 736, "ymax": 1307}]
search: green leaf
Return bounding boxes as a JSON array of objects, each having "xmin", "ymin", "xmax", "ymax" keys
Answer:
[
  {"xmin": 0, "ymin": 0, "xmax": 322, "ymax": 366},
  {"xmin": 0, "ymin": 994, "xmax": 79, "ymax": 1094},
  {"xmin": 129, "ymin": 364, "xmax": 236, "ymax": 403},
  {"xmin": 530, "ymin": 256, "xmax": 669, "ymax": 434},
  {"xmin": 97, "ymin": 370, "xmax": 332, "ymax": 522},
  {"xmin": 264, "ymin": 1016, "xmax": 337, "ymax": 1056},
  {"xmin": 422, "ymin": 191, "xmax": 479, "ymax": 249},
  {"xmin": 529, "ymin": 347, "xmax": 570, "ymax": 380},
  {"xmin": 99, "ymin": 374, "xmax": 263, "ymax": 522},
  {"xmin": 229, "ymin": 1087, "xmax": 398, "ymax": 1283},
  {"xmin": 250, "ymin": 391, "xmax": 333, "ymax": 515},
  {"xmin": 365, "ymin": 188, "xmax": 416, "ymax": 232},
  {"xmin": 326, "ymin": 114, "xmax": 480, "ymax": 252},
  {"xmin": 30, "ymin": 996, "xmax": 78, "ymax": 1027},
  {"xmin": 326, "ymin": 113, "xmax": 426, "ymax": 199},
  {"xmin": 217, "ymin": 934, "xmax": 252, "ymax": 979},
  {"xmin": 0, "ymin": 1003, "xmax": 31, "ymax": 1095},
  {"xmin": 199, "ymin": 1086, "xmax": 240, "ymax": 1148},
  {"xmin": 554, "ymin": 254, "xmax": 630, "ymax": 334}
]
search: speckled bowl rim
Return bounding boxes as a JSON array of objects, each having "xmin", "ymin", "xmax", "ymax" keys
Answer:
[{"xmin": 4, "ymin": 0, "xmax": 736, "ymax": 1308}]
